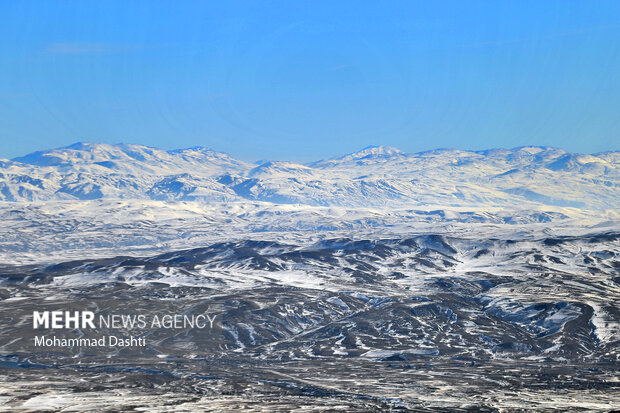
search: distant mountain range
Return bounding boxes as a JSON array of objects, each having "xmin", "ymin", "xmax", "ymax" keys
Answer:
[{"xmin": 1, "ymin": 143, "xmax": 618, "ymax": 209}]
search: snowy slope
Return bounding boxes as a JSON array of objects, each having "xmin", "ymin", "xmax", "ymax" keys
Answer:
[
  {"xmin": 1, "ymin": 143, "xmax": 252, "ymax": 202},
  {"xmin": 0, "ymin": 143, "xmax": 618, "ymax": 210}
]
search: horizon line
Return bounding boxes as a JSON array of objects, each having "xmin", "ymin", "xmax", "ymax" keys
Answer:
[{"xmin": 4, "ymin": 141, "xmax": 619, "ymax": 164}]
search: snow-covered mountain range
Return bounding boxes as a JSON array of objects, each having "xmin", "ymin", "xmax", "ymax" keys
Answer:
[
  {"xmin": 1, "ymin": 142, "xmax": 618, "ymax": 210},
  {"xmin": 1, "ymin": 143, "xmax": 618, "ymax": 410}
]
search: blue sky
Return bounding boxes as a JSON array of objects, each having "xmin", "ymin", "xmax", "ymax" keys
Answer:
[{"xmin": 1, "ymin": 1, "xmax": 619, "ymax": 161}]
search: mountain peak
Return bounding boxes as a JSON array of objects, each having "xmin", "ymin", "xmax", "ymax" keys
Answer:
[
  {"xmin": 169, "ymin": 146, "xmax": 216, "ymax": 154},
  {"xmin": 332, "ymin": 145, "xmax": 405, "ymax": 162},
  {"xmin": 335, "ymin": 145, "xmax": 405, "ymax": 162},
  {"xmin": 65, "ymin": 141, "xmax": 95, "ymax": 150},
  {"xmin": 512, "ymin": 145, "xmax": 558, "ymax": 154},
  {"xmin": 310, "ymin": 145, "xmax": 406, "ymax": 168},
  {"xmin": 349, "ymin": 145, "xmax": 404, "ymax": 158}
]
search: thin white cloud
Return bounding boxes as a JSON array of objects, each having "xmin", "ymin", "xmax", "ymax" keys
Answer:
[{"xmin": 46, "ymin": 42, "xmax": 166, "ymax": 54}]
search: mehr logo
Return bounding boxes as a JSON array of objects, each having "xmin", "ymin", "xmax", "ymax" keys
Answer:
[{"xmin": 33, "ymin": 311, "xmax": 95, "ymax": 329}]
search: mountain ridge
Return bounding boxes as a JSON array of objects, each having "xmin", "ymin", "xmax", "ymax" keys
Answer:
[{"xmin": 1, "ymin": 142, "xmax": 618, "ymax": 210}]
